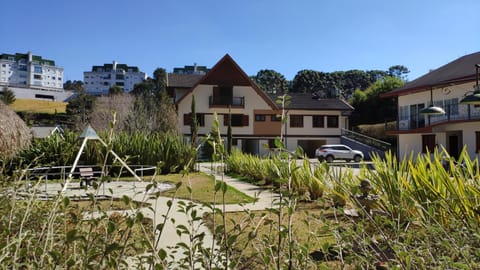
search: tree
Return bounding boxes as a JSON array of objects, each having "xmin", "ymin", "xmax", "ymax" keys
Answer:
[
  {"xmin": 126, "ymin": 67, "xmax": 178, "ymax": 134},
  {"xmin": 349, "ymin": 76, "xmax": 404, "ymax": 125},
  {"xmin": 66, "ymin": 92, "xmax": 96, "ymax": 130},
  {"xmin": 388, "ymin": 65, "xmax": 410, "ymax": 81},
  {"xmin": 127, "ymin": 84, "xmax": 178, "ymax": 134},
  {"xmin": 190, "ymin": 95, "xmax": 198, "ymax": 146},
  {"xmin": 131, "ymin": 79, "xmax": 155, "ymax": 96},
  {"xmin": 153, "ymin": 68, "xmax": 167, "ymax": 97},
  {"xmin": 0, "ymin": 86, "xmax": 16, "ymax": 105},
  {"xmin": 90, "ymin": 94, "xmax": 134, "ymax": 132},
  {"xmin": 108, "ymin": 85, "xmax": 123, "ymax": 95},
  {"xmin": 63, "ymin": 80, "xmax": 84, "ymax": 91},
  {"xmin": 291, "ymin": 70, "xmax": 322, "ymax": 94},
  {"xmin": 253, "ymin": 69, "xmax": 288, "ymax": 95},
  {"xmin": 227, "ymin": 106, "xmax": 232, "ymax": 154}
]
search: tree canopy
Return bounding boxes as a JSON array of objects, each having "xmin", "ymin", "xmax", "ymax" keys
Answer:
[
  {"xmin": 63, "ymin": 80, "xmax": 84, "ymax": 92},
  {"xmin": 349, "ymin": 76, "xmax": 404, "ymax": 125},
  {"xmin": 252, "ymin": 69, "xmax": 288, "ymax": 95},
  {"xmin": 0, "ymin": 86, "xmax": 16, "ymax": 105},
  {"xmin": 108, "ymin": 85, "xmax": 124, "ymax": 95},
  {"xmin": 65, "ymin": 92, "xmax": 97, "ymax": 130}
]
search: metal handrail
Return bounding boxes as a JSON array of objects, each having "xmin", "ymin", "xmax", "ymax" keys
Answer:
[{"xmin": 341, "ymin": 128, "xmax": 391, "ymax": 150}]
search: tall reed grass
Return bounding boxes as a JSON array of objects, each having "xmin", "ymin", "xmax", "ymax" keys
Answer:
[{"xmin": 13, "ymin": 131, "xmax": 196, "ymax": 174}]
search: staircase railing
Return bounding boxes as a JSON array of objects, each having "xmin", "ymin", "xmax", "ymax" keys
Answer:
[{"xmin": 341, "ymin": 128, "xmax": 391, "ymax": 151}]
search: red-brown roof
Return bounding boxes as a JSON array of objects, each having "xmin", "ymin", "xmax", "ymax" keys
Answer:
[
  {"xmin": 382, "ymin": 51, "xmax": 480, "ymax": 98},
  {"xmin": 175, "ymin": 54, "xmax": 277, "ymax": 108},
  {"xmin": 167, "ymin": 73, "xmax": 203, "ymax": 88}
]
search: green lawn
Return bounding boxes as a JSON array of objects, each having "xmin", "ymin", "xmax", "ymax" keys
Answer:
[{"xmin": 159, "ymin": 172, "xmax": 255, "ymax": 204}]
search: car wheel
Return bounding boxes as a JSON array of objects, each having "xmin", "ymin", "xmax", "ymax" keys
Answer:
[
  {"xmin": 354, "ymin": 155, "xmax": 362, "ymax": 162},
  {"xmin": 326, "ymin": 155, "xmax": 334, "ymax": 163},
  {"xmin": 317, "ymin": 157, "xmax": 325, "ymax": 162}
]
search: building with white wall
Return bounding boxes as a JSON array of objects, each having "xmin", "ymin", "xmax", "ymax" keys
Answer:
[
  {"xmin": 0, "ymin": 52, "xmax": 69, "ymax": 100},
  {"xmin": 382, "ymin": 51, "xmax": 480, "ymax": 160},
  {"xmin": 173, "ymin": 54, "xmax": 353, "ymax": 157},
  {"xmin": 83, "ymin": 61, "xmax": 147, "ymax": 95}
]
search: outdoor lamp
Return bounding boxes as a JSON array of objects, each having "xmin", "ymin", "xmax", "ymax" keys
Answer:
[
  {"xmin": 460, "ymin": 64, "xmax": 480, "ymax": 105},
  {"xmin": 420, "ymin": 87, "xmax": 445, "ymax": 115}
]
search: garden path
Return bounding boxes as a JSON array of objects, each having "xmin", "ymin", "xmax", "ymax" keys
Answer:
[{"xmin": 197, "ymin": 162, "xmax": 281, "ymax": 212}]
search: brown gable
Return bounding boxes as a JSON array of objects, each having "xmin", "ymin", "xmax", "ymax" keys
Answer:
[
  {"xmin": 176, "ymin": 54, "xmax": 277, "ymax": 109},
  {"xmin": 199, "ymin": 54, "xmax": 252, "ymax": 86}
]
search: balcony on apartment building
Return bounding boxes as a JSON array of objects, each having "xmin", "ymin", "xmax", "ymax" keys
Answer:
[
  {"xmin": 394, "ymin": 103, "xmax": 480, "ymax": 132},
  {"xmin": 208, "ymin": 95, "xmax": 245, "ymax": 108}
]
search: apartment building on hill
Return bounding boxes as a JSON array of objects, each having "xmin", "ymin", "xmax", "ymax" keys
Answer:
[
  {"xmin": 0, "ymin": 51, "xmax": 70, "ymax": 101},
  {"xmin": 83, "ymin": 61, "xmax": 147, "ymax": 95}
]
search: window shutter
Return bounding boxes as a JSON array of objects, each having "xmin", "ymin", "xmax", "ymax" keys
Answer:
[
  {"xmin": 184, "ymin": 113, "xmax": 192, "ymax": 126},
  {"xmin": 223, "ymin": 114, "xmax": 229, "ymax": 126},
  {"xmin": 213, "ymin": 86, "xmax": 220, "ymax": 97},
  {"xmin": 242, "ymin": 115, "xmax": 249, "ymax": 126}
]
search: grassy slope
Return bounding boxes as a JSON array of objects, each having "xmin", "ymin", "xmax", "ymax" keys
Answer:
[{"xmin": 10, "ymin": 99, "xmax": 67, "ymax": 113}]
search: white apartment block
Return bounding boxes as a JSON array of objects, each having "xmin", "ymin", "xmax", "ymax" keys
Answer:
[
  {"xmin": 0, "ymin": 52, "xmax": 64, "ymax": 91},
  {"xmin": 83, "ymin": 61, "xmax": 147, "ymax": 95}
]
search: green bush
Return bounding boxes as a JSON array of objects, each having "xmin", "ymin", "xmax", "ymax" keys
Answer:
[{"xmin": 13, "ymin": 131, "xmax": 196, "ymax": 174}]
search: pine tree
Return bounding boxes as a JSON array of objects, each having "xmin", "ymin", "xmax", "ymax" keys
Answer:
[{"xmin": 0, "ymin": 86, "xmax": 16, "ymax": 105}]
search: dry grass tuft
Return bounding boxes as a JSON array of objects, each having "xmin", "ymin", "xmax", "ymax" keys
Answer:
[{"xmin": 0, "ymin": 101, "xmax": 31, "ymax": 158}]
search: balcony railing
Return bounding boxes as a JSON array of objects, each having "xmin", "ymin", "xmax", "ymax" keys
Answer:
[
  {"xmin": 397, "ymin": 103, "xmax": 480, "ymax": 131},
  {"xmin": 209, "ymin": 96, "xmax": 245, "ymax": 108}
]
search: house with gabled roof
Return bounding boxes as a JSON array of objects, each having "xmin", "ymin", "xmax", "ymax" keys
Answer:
[
  {"xmin": 172, "ymin": 54, "xmax": 354, "ymax": 157},
  {"xmin": 382, "ymin": 51, "xmax": 480, "ymax": 159}
]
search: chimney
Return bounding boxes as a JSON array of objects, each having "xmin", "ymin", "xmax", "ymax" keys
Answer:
[
  {"xmin": 28, "ymin": 51, "xmax": 33, "ymax": 62},
  {"xmin": 113, "ymin": 60, "xmax": 117, "ymax": 71}
]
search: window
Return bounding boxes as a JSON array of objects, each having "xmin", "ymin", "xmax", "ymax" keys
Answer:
[
  {"xmin": 422, "ymin": 134, "xmax": 436, "ymax": 153},
  {"xmin": 290, "ymin": 115, "xmax": 303, "ymax": 128},
  {"xmin": 476, "ymin": 132, "xmax": 480, "ymax": 153},
  {"xmin": 271, "ymin": 115, "xmax": 281, "ymax": 121},
  {"xmin": 34, "ymin": 66, "xmax": 42, "ymax": 73},
  {"xmin": 268, "ymin": 139, "xmax": 276, "ymax": 149},
  {"xmin": 103, "ymin": 82, "xmax": 109, "ymax": 86},
  {"xmin": 326, "ymin": 115, "xmax": 339, "ymax": 128},
  {"xmin": 183, "ymin": 113, "xmax": 205, "ymax": 126},
  {"xmin": 18, "ymin": 65, "xmax": 27, "ymax": 71},
  {"xmin": 255, "ymin": 114, "xmax": 266, "ymax": 121},
  {"xmin": 312, "ymin": 115, "xmax": 324, "ymax": 128},
  {"xmin": 224, "ymin": 114, "xmax": 248, "ymax": 127},
  {"xmin": 116, "ymin": 74, "xmax": 125, "ymax": 80},
  {"xmin": 211, "ymin": 86, "xmax": 233, "ymax": 105},
  {"xmin": 444, "ymin": 98, "xmax": 459, "ymax": 115},
  {"xmin": 35, "ymin": 94, "xmax": 54, "ymax": 100},
  {"xmin": 34, "ymin": 74, "xmax": 42, "ymax": 80},
  {"xmin": 410, "ymin": 103, "xmax": 425, "ymax": 129},
  {"xmin": 115, "ymin": 82, "xmax": 124, "ymax": 86}
]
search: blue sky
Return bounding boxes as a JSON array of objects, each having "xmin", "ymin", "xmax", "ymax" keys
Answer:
[{"xmin": 2, "ymin": 0, "xmax": 479, "ymax": 82}]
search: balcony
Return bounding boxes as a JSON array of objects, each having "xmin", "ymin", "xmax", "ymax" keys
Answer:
[
  {"xmin": 395, "ymin": 103, "xmax": 480, "ymax": 132},
  {"xmin": 209, "ymin": 96, "xmax": 245, "ymax": 108}
]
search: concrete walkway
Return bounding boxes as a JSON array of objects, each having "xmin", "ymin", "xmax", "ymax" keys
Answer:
[
  {"xmin": 28, "ymin": 163, "xmax": 280, "ymax": 268},
  {"xmin": 197, "ymin": 162, "xmax": 280, "ymax": 212}
]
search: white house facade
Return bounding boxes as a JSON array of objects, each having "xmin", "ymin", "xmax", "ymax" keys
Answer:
[
  {"xmin": 173, "ymin": 54, "xmax": 353, "ymax": 157},
  {"xmin": 83, "ymin": 61, "xmax": 147, "ymax": 95},
  {"xmin": 382, "ymin": 51, "xmax": 480, "ymax": 160}
]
